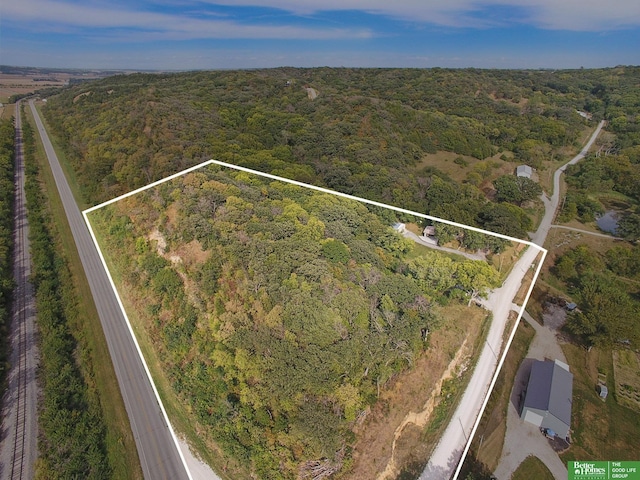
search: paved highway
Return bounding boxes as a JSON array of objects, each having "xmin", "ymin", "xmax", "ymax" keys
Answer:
[
  {"xmin": 27, "ymin": 100, "xmax": 190, "ymax": 480},
  {"xmin": 0, "ymin": 101, "xmax": 39, "ymax": 480}
]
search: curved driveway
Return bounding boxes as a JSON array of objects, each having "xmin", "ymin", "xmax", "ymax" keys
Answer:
[
  {"xmin": 421, "ymin": 121, "xmax": 605, "ymax": 480},
  {"xmin": 28, "ymin": 100, "xmax": 190, "ymax": 480}
]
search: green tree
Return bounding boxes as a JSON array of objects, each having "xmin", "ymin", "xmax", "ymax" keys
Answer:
[
  {"xmin": 477, "ymin": 202, "xmax": 532, "ymax": 238},
  {"xmin": 617, "ymin": 210, "xmax": 640, "ymax": 241},
  {"xmin": 454, "ymin": 261, "xmax": 500, "ymax": 306},
  {"xmin": 321, "ymin": 239, "xmax": 350, "ymax": 264},
  {"xmin": 493, "ymin": 175, "xmax": 542, "ymax": 205},
  {"xmin": 567, "ymin": 273, "xmax": 638, "ymax": 347},
  {"xmin": 405, "ymin": 253, "xmax": 457, "ymax": 295}
]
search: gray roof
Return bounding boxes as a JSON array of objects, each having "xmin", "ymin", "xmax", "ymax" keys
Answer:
[
  {"xmin": 516, "ymin": 165, "xmax": 533, "ymax": 177},
  {"xmin": 523, "ymin": 360, "xmax": 573, "ymax": 427}
]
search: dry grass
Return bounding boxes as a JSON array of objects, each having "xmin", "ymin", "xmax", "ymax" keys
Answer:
[
  {"xmin": 490, "ymin": 242, "xmax": 527, "ymax": 283},
  {"xmin": 414, "ymin": 150, "xmax": 514, "ymax": 189},
  {"xmin": 471, "ymin": 320, "xmax": 535, "ymax": 471},
  {"xmin": 613, "ymin": 350, "xmax": 640, "ymax": 412},
  {"xmin": 348, "ymin": 305, "xmax": 490, "ymax": 479},
  {"xmin": 513, "ymin": 249, "xmax": 545, "ymax": 306},
  {"xmin": 0, "ymin": 103, "xmax": 15, "ymax": 120},
  {"xmin": 560, "ymin": 344, "xmax": 640, "ymax": 463}
]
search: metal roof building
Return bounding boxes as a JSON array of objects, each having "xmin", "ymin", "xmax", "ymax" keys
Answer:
[
  {"xmin": 516, "ymin": 165, "xmax": 533, "ymax": 178},
  {"xmin": 521, "ymin": 359, "xmax": 573, "ymax": 438}
]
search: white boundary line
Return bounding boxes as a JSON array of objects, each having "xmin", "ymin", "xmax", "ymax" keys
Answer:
[
  {"xmin": 82, "ymin": 158, "xmax": 547, "ymax": 480},
  {"xmin": 452, "ymin": 247, "xmax": 547, "ymax": 480},
  {"xmin": 81, "ymin": 210, "xmax": 196, "ymax": 480}
]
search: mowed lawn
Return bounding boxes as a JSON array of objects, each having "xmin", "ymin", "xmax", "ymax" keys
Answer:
[
  {"xmin": 511, "ymin": 455, "xmax": 555, "ymax": 480},
  {"xmin": 561, "ymin": 343, "xmax": 640, "ymax": 463}
]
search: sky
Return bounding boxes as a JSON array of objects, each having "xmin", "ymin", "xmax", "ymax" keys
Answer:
[{"xmin": 1, "ymin": 0, "xmax": 639, "ymax": 70}]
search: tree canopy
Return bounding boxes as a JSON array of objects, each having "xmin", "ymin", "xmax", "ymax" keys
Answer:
[
  {"xmin": 40, "ymin": 67, "xmax": 640, "ymax": 244},
  {"xmin": 89, "ymin": 166, "xmax": 500, "ymax": 478}
]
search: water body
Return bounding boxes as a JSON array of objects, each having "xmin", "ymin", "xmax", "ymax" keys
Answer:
[{"xmin": 596, "ymin": 210, "xmax": 619, "ymax": 234}]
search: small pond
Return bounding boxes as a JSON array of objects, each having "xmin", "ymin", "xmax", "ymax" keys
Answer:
[{"xmin": 596, "ymin": 210, "xmax": 619, "ymax": 234}]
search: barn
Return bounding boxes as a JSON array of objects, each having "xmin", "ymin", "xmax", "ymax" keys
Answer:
[{"xmin": 520, "ymin": 359, "xmax": 573, "ymax": 439}]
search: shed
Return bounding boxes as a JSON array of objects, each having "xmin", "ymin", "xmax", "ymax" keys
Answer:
[
  {"xmin": 521, "ymin": 359, "xmax": 573, "ymax": 438},
  {"xmin": 598, "ymin": 385, "xmax": 608, "ymax": 399},
  {"xmin": 516, "ymin": 165, "xmax": 533, "ymax": 178},
  {"xmin": 423, "ymin": 225, "xmax": 436, "ymax": 237},
  {"xmin": 392, "ymin": 223, "xmax": 406, "ymax": 233}
]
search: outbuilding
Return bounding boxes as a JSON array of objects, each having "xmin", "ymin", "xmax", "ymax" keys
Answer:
[
  {"xmin": 521, "ymin": 359, "xmax": 573, "ymax": 439},
  {"xmin": 598, "ymin": 384, "xmax": 608, "ymax": 399},
  {"xmin": 392, "ymin": 222, "xmax": 406, "ymax": 233},
  {"xmin": 516, "ymin": 165, "xmax": 533, "ymax": 178}
]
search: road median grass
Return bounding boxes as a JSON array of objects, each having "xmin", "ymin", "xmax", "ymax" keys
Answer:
[{"xmin": 24, "ymin": 106, "xmax": 142, "ymax": 479}]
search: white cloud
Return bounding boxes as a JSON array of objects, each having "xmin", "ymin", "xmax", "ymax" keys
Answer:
[
  {"xmin": 4, "ymin": 0, "xmax": 639, "ymax": 45},
  {"xmin": 200, "ymin": 0, "xmax": 640, "ymax": 31},
  {"xmin": 1, "ymin": 0, "xmax": 372, "ymax": 40}
]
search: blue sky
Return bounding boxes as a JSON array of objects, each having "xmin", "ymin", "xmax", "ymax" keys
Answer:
[{"xmin": 1, "ymin": 0, "xmax": 639, "ymax": 70}]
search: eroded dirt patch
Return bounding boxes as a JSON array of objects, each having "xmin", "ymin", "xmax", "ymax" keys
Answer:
[{"xmin": 348, "ymin": 307, "xmax": 486, "ymax": 479}]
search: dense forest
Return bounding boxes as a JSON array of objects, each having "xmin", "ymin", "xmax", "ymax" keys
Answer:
[
  {"xmin": 0, "ymin": 118, "xmax": 15, "ymax": 397},
  {"xmin": 41, "ymin": 67, "xmax": 640, "ymax": 241},
  {"xmin": 37, "ymin": 66, "xmax": 640, "ymax": 478},
  {"xmin": 89, "ymin": 165, "xmax": 500, "ymax": 478}
]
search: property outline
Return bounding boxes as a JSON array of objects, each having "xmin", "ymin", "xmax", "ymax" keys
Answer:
[{"xmin": 82, "ymin": 158, "xmax": 547, "ymax": 480}]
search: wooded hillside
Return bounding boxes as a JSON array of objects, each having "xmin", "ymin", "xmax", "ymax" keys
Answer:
[
  {"xmin": 88, "ymin": 165, "xmax": 500, "ymax": 478},
  {"xmin": 41, "ymin": 67, "xmax": 640, "ymax": 234}
]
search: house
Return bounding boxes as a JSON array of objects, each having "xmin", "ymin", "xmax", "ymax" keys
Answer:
[
  {"xmin": 423, "ymin": 225, "xmax": 436, "ymax": 237},
  {"xmin": 516, "ymin": 165, "xmax": 533, "ymax": 179},
  {"xmin": 521, "ymin": 359, "xmax": 573, "ymax": 439}
]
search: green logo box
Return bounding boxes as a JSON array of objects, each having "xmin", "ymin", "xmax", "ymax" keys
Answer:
[{"xmin": 568, "ymin": 461, "xmax": 640, "ymax": 480}]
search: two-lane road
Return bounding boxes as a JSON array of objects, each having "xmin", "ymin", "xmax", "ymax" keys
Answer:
[{"xmin": 27, "ymin": 100, "xmax": 190, "ymax": 480}]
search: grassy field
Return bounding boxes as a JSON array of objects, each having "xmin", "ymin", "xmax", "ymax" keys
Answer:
[
  {"xmin": 413, "ymin": 124, "xmax": 594, "ymax": 198},
  {"xmin": 468, "ymin": 319, "xmax": 536, "ymax": 472},
  {"xmin": 24, "ymin": 106, "xmax": 143, "ymax": 479},
  {"xmin": 560, "ymin": 343, "xmax": 640, "ymax": 463},
  {"xmin": 390, "ymin": 307, "xmax": 492, "ymax": 480},
  {"xmin": 0, "ymin": 102, "xmax": 15, "ymax": 120},
  {"xmin": 511, "ymin": 455, "xmax": 555, "ymax": 480},
  {"xmin": 612, "ymin": 350, "xmax": 640, "ymax": 412}
]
